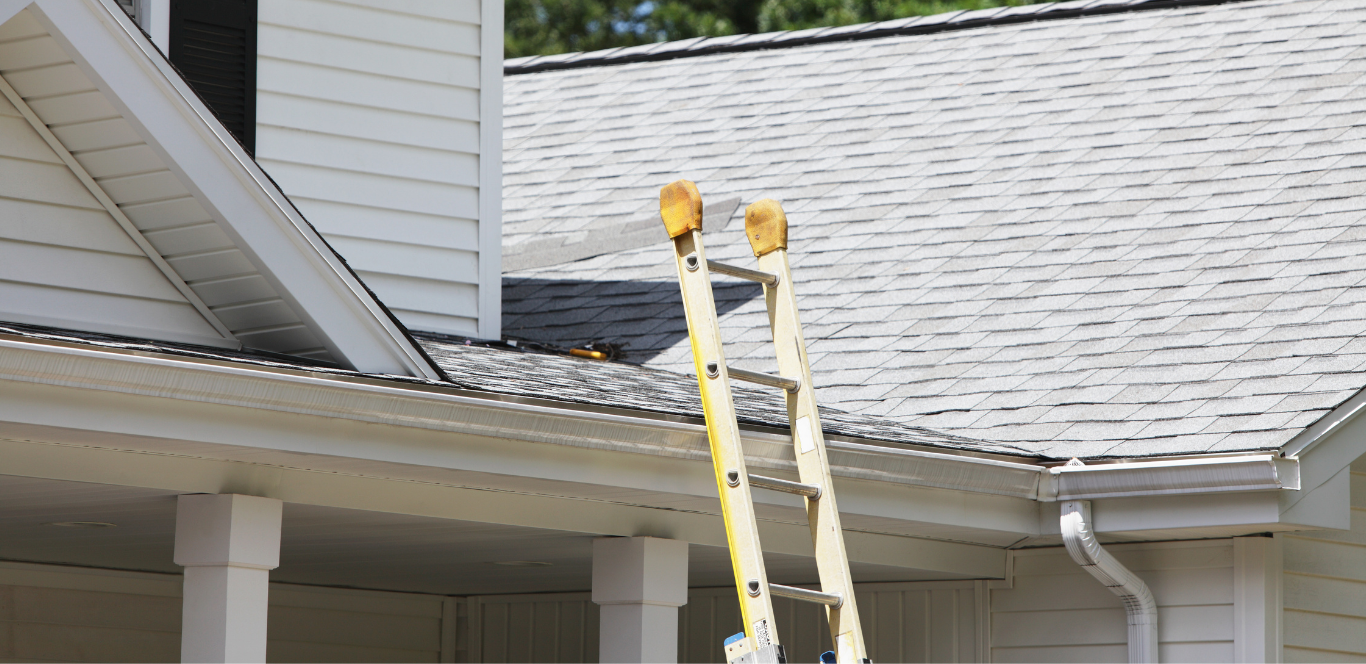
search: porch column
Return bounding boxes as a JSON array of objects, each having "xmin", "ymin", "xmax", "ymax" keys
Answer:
[
  {"xmin": 592, "ymin": 536, "xmax": 689, "ymax": 663},
  {"xmin": 1234, "ymin": 535, "xmax": 1283, "ymax": 663},
  {"xmin": 174, "ymin": 494, "xmax": 283, "ymax": 663}
]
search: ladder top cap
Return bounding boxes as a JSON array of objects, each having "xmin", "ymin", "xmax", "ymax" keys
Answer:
[
  {"xmin": 660, "ymin": 180, "xmax": 704, "ymax": 238},
  {"xmin": 745, "ymin": 199, "xmax": 788, "ymax": 257}
]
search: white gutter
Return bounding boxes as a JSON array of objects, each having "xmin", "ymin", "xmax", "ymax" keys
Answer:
[
  {"xmin": 1061, "ymin": 497, "xmax": 1159, "ymax": 663},
  {"xmin": 0, "ymin": 336, "xmax": 1041, "ymax": 496},
  {"xmin": 1044, "ymin": 454, "xmax": 1298, "ymax": 501},
  {"xmin": 0, "ymin": 335, "xmax": 1304, "ymax": 504}
]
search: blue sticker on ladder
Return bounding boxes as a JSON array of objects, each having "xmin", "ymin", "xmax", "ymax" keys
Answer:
[{"xmin": 724, "ymin": 632, "xmax": 747, "ymax": 647}]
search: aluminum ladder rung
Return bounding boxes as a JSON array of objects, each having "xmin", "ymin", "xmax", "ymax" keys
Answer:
[
  {"xmin": 707, "ymin": 259, "xmax": 779, "ymax": 286},
  {"xmin": 749, "ymin": 474, "xmax": 821, "ymax": 499},
  {"xmin": 768, "ymin": 584, "xmax": 843, "ymax": 608},
  {"xmin": 662, "ymin": 180, "xmax": 868, "ymax": 663},
  {"xmin": 724, "ymin": 365, "xmax": 801, "ymax": 393}
]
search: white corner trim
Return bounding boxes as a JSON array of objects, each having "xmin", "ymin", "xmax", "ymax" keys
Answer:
[
  {"xmin": 0, "ymin": 71, "xmax": 239, "ymax": 347},
  {"xmin": 477, "ymin": 0, "xmax": 504, "ymax": 341},
  {"xmin": 32, "ymin": 0, "xmax": 443, "ymax": 379}
]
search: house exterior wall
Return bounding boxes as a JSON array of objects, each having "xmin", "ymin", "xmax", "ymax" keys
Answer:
[
  {"xmin": 254, "ymin": 0, "xmax": 502, "ymax": 340},
  {"xmin": 990, "ymin": 540, "xmax": 1236, "ymax": 663},
  {"xmin": 463, "ymin": 582, "xmax": 984, "ymax": 663},
  {"xmin": 0, "ymin": 561, "xmax": 452, "ymax": 663},
  {"xmin": 1282, "ymin": 465, "xmax": 1366, "ymax": 662}
]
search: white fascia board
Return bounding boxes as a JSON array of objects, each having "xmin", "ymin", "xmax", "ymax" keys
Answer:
[
  {"xmin": 1278, "ymin": 383, "xmax": 1366, "ymax": 521},
  {"xmin": 0, "ymin": 335, "xmax": 1336, "ymax": 546},
  {"xmin": 1280, "ymin": 383, "xmax": 1366, "ymax": 459},
  {"xmin": 29, "ymin": 0, "xmax": 441, "ymax": 379},
  {"xmin": 0, "ymin": 335, "xmax": 1041, "ymax": 500},
  {"xmin": 0, "ymin": 334, "xmax": 1311, "ymax": 506}
]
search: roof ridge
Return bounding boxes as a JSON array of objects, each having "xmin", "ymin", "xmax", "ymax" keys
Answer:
[{"xmin": 505, "ymin": 0, "xmax": 1256, "ymax": 75}]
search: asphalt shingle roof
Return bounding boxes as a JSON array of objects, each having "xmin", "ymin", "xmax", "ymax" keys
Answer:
[
  {"xmin": 0, "ymin": 322, "xmax": 1020, "ymax": 457},
  {"xmin": 415, "ymin": 333, "xmax": 1025, "ymax": 455},
  {"xmin": 499, "ymin": 0, "xmax": 1366, "ymax": 459}
]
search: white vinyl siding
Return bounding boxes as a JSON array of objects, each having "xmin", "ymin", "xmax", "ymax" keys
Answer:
[
  {"xmin": 0, "ymin": 561, "xmax": 451, "ymax": 663},
  {"xmin": 465, "ymin": 581, "xmax": 984, "ymax": 663},
  {"xmin": 1283, "ymin": 467, "xmax": 1366, "ymax": 662},
  {"xmin": 0, "ymin": 10, "xmax": 331, "ymax": 359},
  {"xmin": 255, "ymin": 0, "xmax": 490, "ymax": 338},
  {"xmin": 681, "ymin": 583, "xmax": 984, "ymax": 664},
  {"xmin": 990, "ymin": 540, "xmax": 1235, "ymax": 663}
]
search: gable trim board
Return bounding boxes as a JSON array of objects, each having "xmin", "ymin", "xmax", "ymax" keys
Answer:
[
  {"xmin": 0, "ymin": 71, "xmax": 237, "ymax": 347},
  {"xmin": 7, "ymin": 0, "xmax": 440, "ymax": 378}
]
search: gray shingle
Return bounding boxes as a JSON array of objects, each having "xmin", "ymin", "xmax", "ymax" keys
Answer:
[{"xmin": 498, "ymin": 0, "xmax": 1366, "ymax": 459}]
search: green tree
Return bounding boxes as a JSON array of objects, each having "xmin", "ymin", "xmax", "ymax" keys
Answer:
[{"xmin": 506, "ymin": 0, "xmax": 1055, "ymax": 58}]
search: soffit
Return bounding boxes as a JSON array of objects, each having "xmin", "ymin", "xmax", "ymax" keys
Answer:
[{"xmin": 0, "ymin": 474, "xmax": 943, "ymax": 594}]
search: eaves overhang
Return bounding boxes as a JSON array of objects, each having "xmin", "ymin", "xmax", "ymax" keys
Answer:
[{"xmin": 0, "ymin": 335, "xmax": 1303, "ymax": 505}]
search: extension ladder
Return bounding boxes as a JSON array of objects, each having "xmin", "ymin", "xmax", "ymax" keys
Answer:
[{"xmin": 660, "ymin": 180, "xmax": 869, "ymax": 664}]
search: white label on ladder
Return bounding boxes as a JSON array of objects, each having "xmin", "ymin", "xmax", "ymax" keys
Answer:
[
  {"xmin": 836, "ymin": 631, "xmax": 855, "ymax": 663},
  {"xmin": 796, "ymin": 416, "xmax": 816, "ymax": 454},
  {"xmin": 753, "ymin": 618, "xmax": 773, "ymax": 648}
]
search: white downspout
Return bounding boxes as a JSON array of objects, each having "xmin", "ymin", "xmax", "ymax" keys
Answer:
[{"xmin": 1060, "ymin": 498, "xmax": 1159, "ymax": 663}]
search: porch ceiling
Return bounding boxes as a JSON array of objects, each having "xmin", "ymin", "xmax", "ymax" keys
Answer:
[{"xmin": 0, "ymin": 474, "xmax": 955, "ymax": 597}]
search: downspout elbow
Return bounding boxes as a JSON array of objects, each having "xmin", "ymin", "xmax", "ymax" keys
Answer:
[{"xmin": 1060, "ymin": 499, "xmax": 1159, "ymax": 663}]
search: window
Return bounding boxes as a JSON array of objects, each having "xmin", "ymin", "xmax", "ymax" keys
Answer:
[{"xmin": 169, "ymin": 0, "xmax": 256, "ymax": 153}]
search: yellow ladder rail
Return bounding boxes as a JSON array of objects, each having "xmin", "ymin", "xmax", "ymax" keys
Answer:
[{"xmin": 660, "ymin": 180, "xmax": 869, "ymax": 664}]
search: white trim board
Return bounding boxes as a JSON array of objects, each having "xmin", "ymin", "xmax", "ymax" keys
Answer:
[
  {"xmin": 0, "ymin": 335, "xmax": 1336, "ymax": 553},
  {"xmin": 477, "ymin": 0, "xmax": 502, "ymax": 340}
]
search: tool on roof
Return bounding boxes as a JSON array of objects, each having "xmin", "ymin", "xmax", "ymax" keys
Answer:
[{"xmin": 661, "ymin": 180, "xmax": 870, "ymax": 664}]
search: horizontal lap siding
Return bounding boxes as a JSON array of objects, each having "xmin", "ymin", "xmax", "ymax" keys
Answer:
[
  {"xmin": 0, "ymin": 11, "xmax": 326, "ymax": 357},
  {"xmin": 256, "ymin": 0, "xmax": 484, "ymax": 337},
  {"xmin": 991, "ymin": 540, "xmax": 1235, "ymax": 664},
  {"xmin": 0, "ymin": 561, "xmax": 448, "ymax": 663},
  {"xmin": 1283, "ymin": 470, "xmax": 1366, "ymax": 662},
  {"xmin": 469, "ymin": 582, "xmax": 981, "ymax": 663}
]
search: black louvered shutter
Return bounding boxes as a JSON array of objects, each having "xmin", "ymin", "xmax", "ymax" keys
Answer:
[{"xmin": 169, "ymin": 0, "xmax": 257, "ymax": 154}]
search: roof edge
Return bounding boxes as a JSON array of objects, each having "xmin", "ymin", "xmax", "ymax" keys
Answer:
[
  {"xmin": 0, "ymin": 332, "xmax": 1314, "ymax": 508},
  {"xmin": 506, "ymin": 0, "xmax": 1254, "ymax": 75}
]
